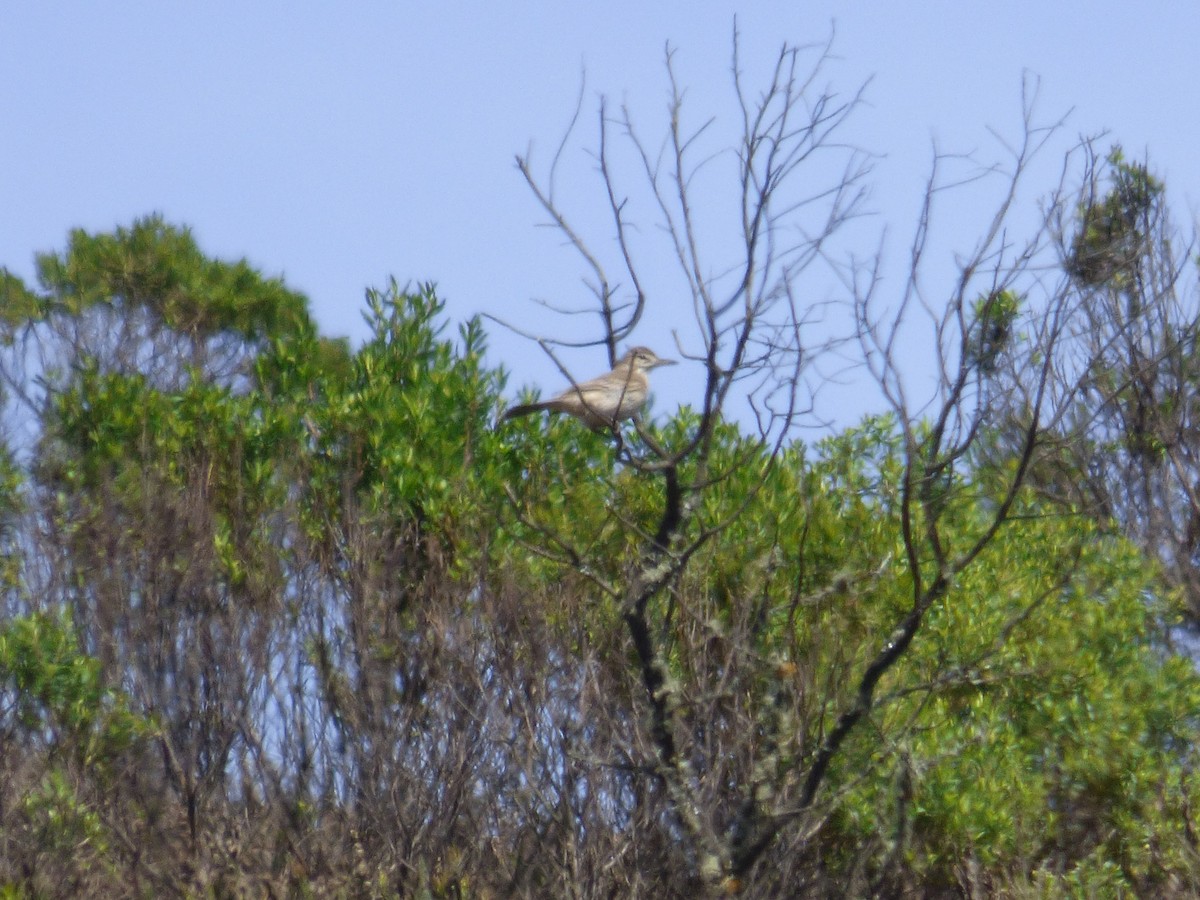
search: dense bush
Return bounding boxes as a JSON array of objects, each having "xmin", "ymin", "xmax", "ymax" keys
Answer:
[{"xmin": 0, "ymin": 219, "xmax": 1199, "ymax": 896}]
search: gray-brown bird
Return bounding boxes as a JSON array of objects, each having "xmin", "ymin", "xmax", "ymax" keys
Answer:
[{"xmin": 503, "ymin": 346, "xmax": 676, "ymax": 429}]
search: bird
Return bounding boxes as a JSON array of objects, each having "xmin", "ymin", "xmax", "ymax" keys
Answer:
[{"xmin": 503, "ymin": 346, "xmax": 676, "ymax": 429}]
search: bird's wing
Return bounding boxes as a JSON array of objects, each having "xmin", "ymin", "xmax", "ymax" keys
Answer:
[{"xmin": 553, "ymin": 376, "xmax": 614, "ymax": 406}]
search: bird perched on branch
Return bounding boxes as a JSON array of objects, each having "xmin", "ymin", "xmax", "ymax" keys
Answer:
[{"xmin": 503, "ymin": 346, "xmax": 676, "ymax": 429}]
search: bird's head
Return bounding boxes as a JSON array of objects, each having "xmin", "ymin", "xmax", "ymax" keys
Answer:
[{"xmin": 621, "ymin": 346, "xmax": 677, "ymax": 373}]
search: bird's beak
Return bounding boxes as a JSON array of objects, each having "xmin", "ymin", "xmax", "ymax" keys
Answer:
[{"xmin": 655, "ymin": 357, "xmax": 678, "ymax": 368}]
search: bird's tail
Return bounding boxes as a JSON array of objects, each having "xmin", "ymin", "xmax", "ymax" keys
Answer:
[{"xmin": 502, "ymin": 402, "xmax": 547, "ymax": 421}]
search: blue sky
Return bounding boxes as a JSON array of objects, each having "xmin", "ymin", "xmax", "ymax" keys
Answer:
[{"xmin": 4, "ymin": 3, "xmax": 1199, "ymax": 429}]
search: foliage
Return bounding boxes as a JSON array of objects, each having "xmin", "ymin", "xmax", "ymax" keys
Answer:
[
  {"xmin": 3, "ymin": 94, "xmax": 1200, "ymax": 896},
  {"xmin": 1018, "ymin": 146, "xmax": 1200, "ymax": 625},
  {"xmin": 34, "ymin": 215, "xmax": 311, "ymax": 343},
  {"xmin": 0, "ymin": 610, "xmax": 154, "ymax": 896},
  {"xmin": 1067, "ymin": 147, "xmax": 1165, "ymax": 294},
  {"xmin": 0, "ymin": 609, "xmax": 152, "ymax": 766},
  {"xmin": 966, "ymin": 289, "xmax": 1021, "ymax": 375},
  {"xmin": 0, "ymin": 219, "xmax": 1196, "ymax": 895}
]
